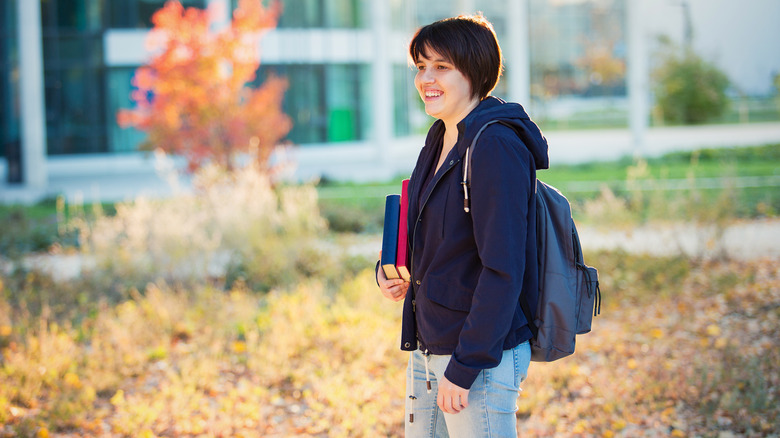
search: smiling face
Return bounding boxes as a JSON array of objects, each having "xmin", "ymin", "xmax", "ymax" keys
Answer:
[{"xmin": 414, "ymin": 48, "xmax": 480, "ymax": 126}]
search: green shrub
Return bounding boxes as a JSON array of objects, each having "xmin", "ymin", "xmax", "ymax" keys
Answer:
[
  {"xmin": 0, "ymin": 205, "xmax": 57, "ymax": 258},
  {"xmin": 653, "ymin": 43, "xmax": 730, "ymax": 124},
  {"xmin": 319, "ymin": 199, "xmax": 384, "ymax": 234}
]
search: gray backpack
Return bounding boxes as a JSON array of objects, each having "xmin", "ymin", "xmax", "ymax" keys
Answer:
[{"xmin": 462, "ymin": 120, "xmax": 601, "ymax": 362}]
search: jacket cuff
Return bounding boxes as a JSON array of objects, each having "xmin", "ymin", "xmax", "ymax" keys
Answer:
[{"xmin": 444, "ymin": 357, "xmax": 481, "ymax": 390}]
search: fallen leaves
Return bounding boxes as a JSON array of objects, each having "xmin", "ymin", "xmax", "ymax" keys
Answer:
[
  {"xmin": 516, "ymin": 255, "xmax": 780, "ymax": 437},
  {"xmin": 0, "ymin": 255, "xmax": 777, "ymax": 436}
]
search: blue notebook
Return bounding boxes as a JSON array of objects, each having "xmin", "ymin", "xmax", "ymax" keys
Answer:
[{"xmin": 381, "ymin": 194, "xmax": 401, "ymax": 279}]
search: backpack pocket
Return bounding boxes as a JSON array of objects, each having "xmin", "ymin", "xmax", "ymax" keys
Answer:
[{"xmin": 576, "ymin": 265, "xmax": 599, "ymax": 335}]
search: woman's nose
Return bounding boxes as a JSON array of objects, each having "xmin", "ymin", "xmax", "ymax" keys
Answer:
[{"xmin": 419, "ymin": 69, "xmax": 434, "ymax": 84}]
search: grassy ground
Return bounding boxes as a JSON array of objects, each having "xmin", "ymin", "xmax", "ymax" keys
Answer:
[
  {"xmin": 0, "ymin": 254, "xmax": 777, "ymax": 437},
  {"xmin": 0, "ymin": 200, "xmax": 113, "ymax": 259},
  {"xmin": 0, "ymin": 199, "xmax": 62, "ymax": 257},
  {"xmin": 317, "ymin": 143, "xmax": 780, "ymax": 233}
]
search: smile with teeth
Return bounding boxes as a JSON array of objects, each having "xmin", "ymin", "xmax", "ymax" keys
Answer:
[{"xmin": 425, "ymin": 90, "xmax": 442, "ymax": 98}]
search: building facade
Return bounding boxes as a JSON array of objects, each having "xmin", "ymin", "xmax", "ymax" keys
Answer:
[{"xmin": 2, "ymin": 0, "xmax": 779, "ymax": 200}]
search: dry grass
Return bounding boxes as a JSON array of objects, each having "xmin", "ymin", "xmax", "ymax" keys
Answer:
[
  {"xmin": 2, "ymin": 256, "xmax": 778, "ymax": 437},
  {"xmin": 0, "ymin": 164, "xmax": 778, "ymax": 437}
]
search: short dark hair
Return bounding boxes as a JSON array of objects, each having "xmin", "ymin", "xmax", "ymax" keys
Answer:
[{"xmin": 409, "ymin": 14, "xmax": 503, "ymax": 100}]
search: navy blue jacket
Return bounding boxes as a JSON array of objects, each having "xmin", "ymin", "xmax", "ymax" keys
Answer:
[{"xmin": 401, "ymin": 96, "xmax": 550, "ymax": 389}]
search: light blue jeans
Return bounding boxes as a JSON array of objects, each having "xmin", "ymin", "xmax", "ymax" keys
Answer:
[{"xmin": 405, "ymin": 342, "xmax": 531, "ymax": 438}]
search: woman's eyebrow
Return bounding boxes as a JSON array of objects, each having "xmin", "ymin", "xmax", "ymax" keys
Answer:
[{"xmin": 418, "ymin": 55, "xmax": 449, "ymax": 63}]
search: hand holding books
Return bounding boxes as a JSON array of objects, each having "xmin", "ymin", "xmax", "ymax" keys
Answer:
[
  {"xmin": 377, "ymin": 179, "xmax": 411, "ymax": 302},
  {"xmin": 377, "ymin": 250, "xmax": 409, "ymax": 302}
]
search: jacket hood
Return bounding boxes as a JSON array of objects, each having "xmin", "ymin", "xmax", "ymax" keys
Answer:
[{"xmin": 455, "ymin": 96, "xmax": 550, "ymax": 170}]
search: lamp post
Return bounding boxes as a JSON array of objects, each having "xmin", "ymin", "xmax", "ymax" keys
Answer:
[{"xmin": 627, "ymin": 0, "xmax": 649, "ymax": 158}]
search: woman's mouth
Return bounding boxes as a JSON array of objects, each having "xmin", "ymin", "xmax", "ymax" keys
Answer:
[{"xmin": 424, "ymin": 90, "xmax": 442, "ymax": 101}]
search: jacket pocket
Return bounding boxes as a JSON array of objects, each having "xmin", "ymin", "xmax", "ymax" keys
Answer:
[{"xmin": 424, "ymin": 273, "xmax": 472, "ymax": 312}]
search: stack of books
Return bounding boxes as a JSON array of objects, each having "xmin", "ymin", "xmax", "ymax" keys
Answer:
[{"xmin": 380, "ymin": 179, "xmax": 410, "ymax": 281}]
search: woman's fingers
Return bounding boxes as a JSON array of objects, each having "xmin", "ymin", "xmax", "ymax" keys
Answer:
[
  {"xmin": 437, "ymin": 391, "xmax": 461, "ymax": 414},
  {"xmin": 437, "ymin": 376, "xmax": 469, "ymax": 414},
  {"xmin": 380, "ymin": 280, "xmax": 409, "ymax": 301},
  {"xmin": 392, "ymin": 282, "xmax": 409, "ymax": 301},
  {"xmin": 377, "ymin": 251, "xmax": 409, "ymax": 301}
]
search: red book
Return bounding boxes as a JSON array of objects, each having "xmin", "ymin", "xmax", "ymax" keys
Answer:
[{"xmin": 396, "ymin": 179, "xmax": 410, "ymax": 281}]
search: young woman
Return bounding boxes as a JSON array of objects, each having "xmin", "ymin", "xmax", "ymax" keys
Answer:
[{"xmin": 377, "ymin": 14, "xmax": 550, "ymax": 437}]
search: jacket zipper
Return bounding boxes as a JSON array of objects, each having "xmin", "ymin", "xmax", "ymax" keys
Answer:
[
  {"xmin": 409, "ymin": 157, "xmax": 460, "ymax": 350},
  {"xmin": 405, "ymin": 144, "xmax": 461, "ymax": 425}
]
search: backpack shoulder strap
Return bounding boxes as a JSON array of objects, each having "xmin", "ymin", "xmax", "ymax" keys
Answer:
[
  {"xmin": 462, "ymin": 120, "xmax": 516, "ymax": 213},
  {"xmin": 462, "ymin": 119, "xmax": 540, "ymax": 337}
]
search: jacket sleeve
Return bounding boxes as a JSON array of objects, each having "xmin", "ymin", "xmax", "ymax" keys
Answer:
[{"xmin": 443, "ymin": 131, "xmax": 534, "ymax": 389}]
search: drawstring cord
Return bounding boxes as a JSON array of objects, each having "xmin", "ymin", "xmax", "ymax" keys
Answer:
[
  {"xmin": 408, "ymin": 351, "xmax": 416, "ymax": 423},
  {"xmin": 408, "ymin": 349, "xmax": 432, "ymax": 423},
  {"xmin": 423, "ymin": 349, "xmax": 432, "ymax": 393}
]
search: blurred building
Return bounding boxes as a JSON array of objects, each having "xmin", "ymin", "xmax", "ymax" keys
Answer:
[{"xmin": 2, "ymin": 0, "xmax": 780, "ymax": 201}]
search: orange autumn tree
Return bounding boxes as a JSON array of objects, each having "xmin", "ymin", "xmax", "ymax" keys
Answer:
[{"xmin": 118, "ymin": 0, "xmax": 291, "ymax": 172}]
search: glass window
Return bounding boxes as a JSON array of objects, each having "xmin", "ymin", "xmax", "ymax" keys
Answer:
[
  {"xmin": 278, "ymin": 0, "xmax": 323, "ymax": 28},
  {"xmin": 41, "ymin": 0, "xmax": 104, "ymax": 32},
  {"xmin": 393, "ymin": 65, "xmax": 412, "ymax": 137},
  {"xmin": 258, "ymin": 63, "xmax": 369, "ymax": 144},
  {"xmin": 2, "ymin": 0, "xmax": 16, "ymax": 36},
  {"xmin": 529, "ymin": 0, "xmax": 627, "ymax": 100},
  {"xmin": 393, "ymin": 63, "xmax": 430, "ymax": 137},
  {"xmin": 275, "ymin": 0, "xmax": 363, "ymax": 29},
  {"xmin": 325, "ymin": 64, "xmax": 362, "ymax": 141},
  {"xmin": 264, "ymin": 64, "xmax": 327, "ymax": 144},
  {"xmin": 109, "ymin": 0, "xmax": 206, "ymax": 29},
  {"xmin": 323, "ymin": 0, "xmax": 361, "ymax": 28},
  {"xmin": 38, "ymin": 0, "xmax": 114, "ymax": 155},
  {"xmin": 1, "ymin": 0, "xmax": 20, "ymax": 167},
  {"xmin": 107, "ymin": 68, "xmax": 147, "ymax": 153},
  {"xmin": 411, "ymin": 0, "xmax": 457, "ymax": 28},
  {"xmin": 45, "ymin": 66, "xmax": 108, "ymax": 154},
  {"xmin": 389, "ymin": 0, "xmax": 413, "ymax": 31},
  {"xmin": 357, "ymin": 63, "xmax": 372, "ymax": 140},
  {"xmin": 43, "ymin": 35, "xmax": 103, "ymax": 69}
]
